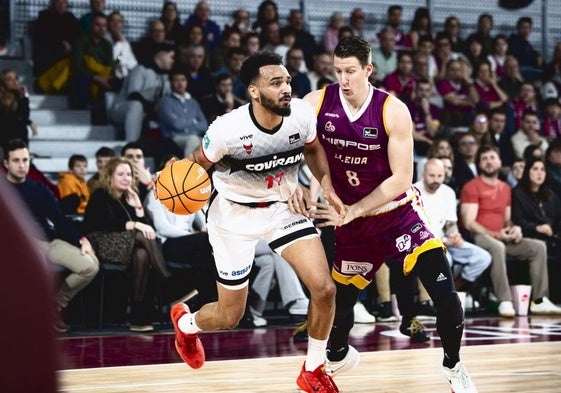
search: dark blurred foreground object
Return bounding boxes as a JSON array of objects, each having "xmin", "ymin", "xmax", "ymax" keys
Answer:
[{"xmin": 0, "ymin": 177, "xmax": 58, "ymax": 392}]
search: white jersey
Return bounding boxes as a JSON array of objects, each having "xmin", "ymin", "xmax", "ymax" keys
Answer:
[{"xmin": 202, "ymin": 99, "xmax": 317, "ymax": 204}]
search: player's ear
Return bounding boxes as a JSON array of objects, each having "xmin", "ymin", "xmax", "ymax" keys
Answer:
[
  {"xmin": 248, "ymin": 84, "xmax": 259, "ymax": 100},
  {"xmin": 365, "ymin": 62, "xmax": 373, "ymax": 78}
]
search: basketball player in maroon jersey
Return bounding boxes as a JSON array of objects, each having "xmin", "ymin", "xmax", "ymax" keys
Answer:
[{"xmin": 297, "ymin": 36, "xmax": 478, "ymax": 392}]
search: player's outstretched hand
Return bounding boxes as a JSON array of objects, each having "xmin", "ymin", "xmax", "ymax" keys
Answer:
[
  {"xmin": 322, "ymin": 189, "xmax": 346, "ymax": 219},
  {"xmin": 308, "ymin": 201, "xmax": 343, "ymax": 227},
  {"xmin": 287, "ymin": 184, "xmax": 312, "ymax": 215}
]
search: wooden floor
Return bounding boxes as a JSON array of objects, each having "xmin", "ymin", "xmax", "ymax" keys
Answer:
[{"xmin": 59, "ymin": 341, "xmax": 561, "ymax": 392}]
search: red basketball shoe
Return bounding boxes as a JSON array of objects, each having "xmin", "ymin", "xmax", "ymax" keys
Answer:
[
  {"xmin": 170, "ymin": 303, "xmax": 205, "ymax": 369},
  {"xmin": 296, "ymin": 363, "xmax": 339, "ymax": 393}
]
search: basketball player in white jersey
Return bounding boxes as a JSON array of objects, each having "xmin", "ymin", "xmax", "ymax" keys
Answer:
[{"xmin": 167, "ymin": 51, "xmax": 344, "ymax": 393}]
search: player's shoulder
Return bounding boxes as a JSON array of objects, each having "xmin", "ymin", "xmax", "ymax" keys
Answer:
[{"xmin": 210, "ymin": 103, "xmax": 250, "ymax": 127}]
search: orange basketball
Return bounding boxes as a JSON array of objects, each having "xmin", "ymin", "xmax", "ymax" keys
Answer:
[{"xmin": 155, "ymin": 160, "xmax": 212, "ymax": 215}]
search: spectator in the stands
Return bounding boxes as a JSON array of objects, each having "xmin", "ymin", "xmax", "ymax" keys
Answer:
[
  {"xmin": 274, "ymin": 26, "xmax": 299, "ymax": 69},
  {"xmin": 83, "ymin": 156, "xmax": 170, "ymax": 332},
  {"xmin": 226, "ymin": 9, "xmax": 251, "ymax": 37},
  {"xmin": 87, "ymin": 146, "xmax": 116, "ymax": 194},
  {"xmin": 414, "ymin": 37, "xmax": 437, "ymax": 84},
  {"xmin": 466, "ymin": 13, "xmax": 495, "ymax": 57},
  {"xmin": 306, "ymin": 52, "xmax": 334, "ymax": 91},
  {"xmin": 512, "ymin": 156, "xmax": 561, "ymax": 302},
  {"xmin": 181, "ymin": 43, "xmax": 214, "ymax": 103},
  {"xmin": 444, "ymin": 16, "xmax": 466, "ymax": 54},
  {"xmin": 108, "ymin": 43, "xmax": 174, "ymax": 142},
  {"xmin": 285, "ymin": 47, "xmax": 311, "ymax": 98},
  {"xmin": 286, "ymin": 9, "xmax": 319, "ymax": 70},
  {"xmin": 371, "ymin": 28, "xmax": 397, "ymax": 82},
  {"xmin": 408, "ymin": 7, "xmax": 432, "ymax": 52},
  {"xmin": 209, "ymin": 27, "xmax": 242, "ymax": 73},
  {"xmin": 505, "ymin": 158, "xmax": 525, "ymax": 188},
  {"xmin": 379, "ymin": 5, "xmax": 410, "ymax": 51},
  {"xmin": 487, "ymin": 34, "xmax": 509, "ymax": 80},
  {"xmin": 79, "ymin": 0, "xmax": 106, "ymax": 34},
  {"xmin": 433, "ymin": 31, "xmax": 463, "ymax": 83},
  {"xmin": 542, "ymin": 98, "xmax": 561, "ymax": 141},
  {"xmin": 252, "ymin": 0, "xmax": 279, "ymax": 36},
  {"xmin": 469, "ymin": 111, "xmax": 493, "ymax": 149},
  {"xmin": 4, "ymin": 139, "xmax": 99, "ymax": 333},
  {"xmin": 407, "ymin": 78, "xmax": 440, "ymax": 157},
  {"xmin": 183, "ymin": 1, "xmax": 221, "ymax": 52},
  {"xmin": 33, "ymin": 0, "xmax": 82, "ymax": 85},
  {"xmin": 260, "ymin": 20, "xmax": 282, "ymax": 53},
  {"xmin": 488, "ymin": 107, "xmax": 515, "ymax": 166},
  {"xmin": 121, "ymin": 142, "xmax": 155, "ymax": 203},
  {"xmin": 348, "ymin": 8, "xmax": 378, "ymax": 48},
  {"xmin": 241, "ymin": 31, "xmax": 260, "ymax": 57},
  {"xmin": 134, "ymin": 19, "xmax": 168, "ymax": 67},
  {"xmin": 473, "ymin": 60, "xmax": 509, "ymax": 112},
  {"xmin": 460, "ymin": 144, "xmax": 561, "ymax": 317},
  {"xmin": 383, "ymin": 50, "xmax": 417, "ymax": 103},
  {"xmin": 158, "ymin": 68, "xmax": 208, "ymax": 157},
  {"xmin": 508, "ymin": 17, "xmax": 542, "ymax": 82},
  {"xmin": 437, "ymin": 58, "xmax": 479, "ymax": 127},
  {"xmin": 68, "ymin": 12, "xmax": 114, "ymax": 110},
  {"xmin": 105, "ymin": 11, "xmax": 137, "ymax": 90},
  {"xmin": 200, "ymin": 73, "xmax": 239, "ymax": 124},
  {"xmin": 58, "ymin": 154, "xmax": 90, "ymax": 215},
  {"xmin": 212, "ymin": 47, "xmax": 248, "ymax": 105},
  {"xmin": 498, "ymin": 56, "xmax": 524, "ymax": 100},
  {"xmin": 512, "ymin": 81, "xmax": 541, "ymax": 129},
  {"xmin": 452, "ymin": 132, "xmax": 478, "ymax": 196},
  {"xmin": 546, "ymin": 138, "xmax": 561, "ymax": 200},
  {"xmin": 542, "ymin": 42, "xmax": 561, "ymax": 96},
  {"xmin": 160, "ymin": 1, "xmax": 184, "ymax": 46},
  {"xmin": 464, "ymin": 35, "xmax": 487, "ymax": 78},
  {"xmin": 511, "ymin": 109, "xmax": 549, "ymax": 160},
  {"xmin": 0, "ymin": 69, "xmax": 37, "ymax": 150},
  {"xmin": 322, "ymin": 12, "xmax": 345, "ymax": 54}
]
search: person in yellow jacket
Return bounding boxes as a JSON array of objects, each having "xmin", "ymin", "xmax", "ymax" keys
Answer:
[{"xmin": 58, "ymin": 154, "xmax": 90, "ymax": 215}]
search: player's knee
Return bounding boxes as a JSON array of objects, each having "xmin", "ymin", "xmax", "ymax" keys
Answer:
[
  {"xmin": 310, "ymin": 278, "xmax": 336, "ymax": 305},
  {"xmin": 434, "ymin": 291, "xmax": 463, "ymax": 321}
]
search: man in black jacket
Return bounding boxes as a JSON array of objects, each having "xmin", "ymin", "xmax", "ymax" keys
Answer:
[{"xmin": 3, "ymin": 139, "xmax": 99, "ymax": 332}]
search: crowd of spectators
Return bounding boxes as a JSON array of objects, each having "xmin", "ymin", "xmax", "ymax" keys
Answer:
[{"xmin": 3, "ymin": 1, "xmax": 561, "ymax": 330}]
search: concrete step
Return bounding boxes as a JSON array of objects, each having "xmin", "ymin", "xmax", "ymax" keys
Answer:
[
  {"xmin": 29, "ymin": 94, "xmax": 68, "ymax": 110},
  {"xmin": 33, "ymin": 125, "xmax": 118, "ymax": 140},
  {"xmin": 29, "ymin": 140, "xmax": 124, "ymax": 158},
  {"xmin": 32, "ymin": 109, "xmax": 91, "ymax": 126}
]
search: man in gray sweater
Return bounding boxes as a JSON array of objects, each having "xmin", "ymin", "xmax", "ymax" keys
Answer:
[
  {"xmin": 157, "ymin": 68, "xmax": 208, "ymax": 157},
  {"xmin": 108, "ymin": 42, "xmax": 175, "ymax": 141}
]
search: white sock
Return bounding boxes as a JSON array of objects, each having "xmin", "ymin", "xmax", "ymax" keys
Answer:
[
  {"xmin": 177, "ymin": 311, "xmax": 202, "ymax": 335},
  {"xmin": 306, "ymin": 336, "xmax": 328, "ymax": 371}
]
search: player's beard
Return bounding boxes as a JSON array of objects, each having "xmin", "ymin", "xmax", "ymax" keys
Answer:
[
  {"xmin": 260, "ymin": 92, "xmax": 291, "ymax": 116},
  {"xmin": 479, "ymin": 167, "xmax": 500, "ymax": 177},
  {"xmin": 425, "ymin": 181, "xmax": 441, "ymax": 193}
]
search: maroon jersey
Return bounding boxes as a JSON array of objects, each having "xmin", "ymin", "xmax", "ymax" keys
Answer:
[{"xmin": 316, "ymin": 83, "xmax": 394, "ymax": 206}]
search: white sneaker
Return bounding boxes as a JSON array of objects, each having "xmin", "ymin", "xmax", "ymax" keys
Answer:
[
  {"xmin": 442, "ymin": 361, "xmax": 478, "ymax": 393},
  {"xmin": 353, "ymin": 302, "xmax": 376, "ymax": 324},
  {"xmin": 530, "ymin": 297, "xmax": 561, "ymax": 315},
  {"xmin": 326, "ymin": 345, "xmax": 360, "ymax": 377},
  {"xmin": 288, "ymin": 298, "xmax": 309, "ymax": 316},
  {"xmin": 498, "ymin": 301, "xmax": 515, "ymax": 318},
  {"xmin": 252, "ymin": 315, "xmax": 267, "ymax": 327}
]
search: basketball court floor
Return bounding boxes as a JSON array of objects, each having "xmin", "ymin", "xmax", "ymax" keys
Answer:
[{"xmin": 57, "ymin": 314, "xmax": 561, "ymax": 392}]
